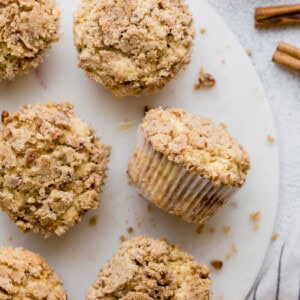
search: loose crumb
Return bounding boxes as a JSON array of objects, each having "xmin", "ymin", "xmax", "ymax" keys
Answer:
[
  {"xmin": 219, "ymin": 122, "xmax": 227, "ymax": 129},
  {"xmin": 6, "ymin": 236, "xmax": 13, "ymax": 242},
  {"xmin": 137, "ymin": 219, "xmax": 144, "ymax": 227},
  {"xmin": 144, "ymin": 105, "xmax": 152, "ymax": 115},
  {"xmin": 253, "ymin": 223, "xmax": 260, "ymax": 231},
  {"xmin": 196, "ymin": 224, "xmax": 205, "ymax": 234},
  {"xmin": 271, "ymin": 232, "xmax": 279, "ymax": 241},
  {"xmin": 222, "ymin": 225, "xmax": 231, "ymax": 233},
  {"xmin": 200, "ymin": 28, "xmax": 207, "ymax": 34},
  {"xmin": 89, "ymin": 216, "xmax": 98, "ymax": 226},
  {"xmin": 249, "ymin": 211, "xmax": 261, "ymax": 222},
  {"xmin": 221, "ymin": 59, "xmax": 225, "ymax": 64},
  {"xmin": 1, "ymin": 110, "xmax": 9, "ymax": 123},
  {"xmin": 246, "ymin": 49, "xmax": 252, "ymax": 56},
  {"xmin": 226, "ymin": 253, "xmax": 231, "ymax": 260},
  {"xmin": 267, "ymin": 135, "xmax": 275, "ymax": 143},
  {"xmin": 147, "ymin": 204, "xmax": 153, "ymax": 212},
  {"xmin": 120, "ymin": 235, "xmax": 127, "ymax": 242},
  {"xmin": 209, "ymin": 227, "xmax": 216, "ymax": 233},
  {"xmin": 219, "ymin": 296, "xmax": 224, "ymax": 300},
  {"xmin": 210, "ymin": 260, "xmax": 223, "ymax": 270},
  {"xmin": 119, "ymin": 121, "xmax": 137, "ymax": 131},
  {"xmin": 127, "ymin": 227, "xmax": 134, "ymax": 234},
  {"xmin": 231, "ymin": 243, "xmax": 238, "ymax": 253},
  {"xmin": 194, "ymin": 68, "xmax": 216, "ymax": 90}
]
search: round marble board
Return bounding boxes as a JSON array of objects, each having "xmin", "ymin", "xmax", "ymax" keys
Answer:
[{"xmin": 0, "ymin": 0, "xmax": 279, "ymax": 299}]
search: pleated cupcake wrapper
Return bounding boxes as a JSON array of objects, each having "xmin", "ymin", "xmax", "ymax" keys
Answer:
[{"xmin": 128, "ymin": 127, "xmax": 238, "ymax": 224}]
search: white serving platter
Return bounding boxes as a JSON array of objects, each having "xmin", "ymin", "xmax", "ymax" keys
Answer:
[{"xmin": 0, "ymin": 0, "xmax": 279, "ymax": 299}]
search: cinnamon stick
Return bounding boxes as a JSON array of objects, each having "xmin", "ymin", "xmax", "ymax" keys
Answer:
[
  {"xmin": 255, "ymin": 4, "xmax": 300, "ymax": 28},
  {"xmin": 272, "ymin": 41, "xmax": 300, "ymax": 72}
]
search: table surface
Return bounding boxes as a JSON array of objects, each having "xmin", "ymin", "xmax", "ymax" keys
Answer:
[{"xmin": 207, "ymin": 0, "xmax": 300, "ymax": 288}]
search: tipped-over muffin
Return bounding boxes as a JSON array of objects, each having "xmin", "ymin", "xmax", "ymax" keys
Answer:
[
  {"xmin": 0, "ymin": 247, "xmax": 67, "ymax": 299},
  {"xmin": 0, "ymin": 102, "xmax": 110, "ymax": 237},
  {"xmin": 0, "ymin": 0, "xmax": 60, "ymax": 81},
  {"xmin": 128, "ymin": 107, "xmax": 250, "ymax": 224},
  {"xmin": 73, "ymin": 0, "xmax": 195, "ymax": 98},
  {"xmin": 86, "ymin": 236, "xmax": 211, "ymax": 299}
]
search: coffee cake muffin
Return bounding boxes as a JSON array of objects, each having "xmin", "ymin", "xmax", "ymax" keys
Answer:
[
  {"xmin": 0, "ymin": 247, "xmax": 67, "ymax": 299},
  {"xmin": 73, "ymin": 0, "xmax": 195, "ymax": 98},
  {"xmin": 0, "ymin": 0, "xmax": 61, "ymax": 81},
  {"xmin": 86, "ymin": 236, "xmax": 211, "ymax": 299},
  {"xmin": 0, "ymin": 102, "xmax": 110, "ymax": 237},
  {"xmin": 128, "ymin": 107, "xmax": 250, "ymax": 224}
]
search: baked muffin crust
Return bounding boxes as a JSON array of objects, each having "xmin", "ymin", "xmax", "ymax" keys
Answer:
[
  {"xmin": 73, "ymin": 0, "xmax": 195, "ymax": 98},
  {"xmin": 0, "ymin": 102, "xmax": 110, "ymax": 237},
  {"xmin": 86, "ymin": 236, "xmax": 211, "ymax": 299},
  {"xmin": 0, "ymin": 247, "xmax": 66, "ymax": 299},
  {"xmin": 142, "ymin": 107, "xmax": 250, "ymax": 186},
  {"xmin": 0, "ymin": 0, "xmax": 60, "ymax": 81}
]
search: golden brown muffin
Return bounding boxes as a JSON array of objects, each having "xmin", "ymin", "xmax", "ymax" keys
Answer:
[
  {"xmin": 0, "ymin": 0, "xmax": 61, "ymax": 81},
  {"xmin": 0, "ymin": 102, "xmax": 110, "ymax": 237},
  {"xmin": 86, "ymin": 236, "xmax": 211, "ymax": 299},
  {"xmin": 128, "ymin": 107, "xmax": 250, "ymax": 224},
  {"xmin": 0, "ymin": 247, "xmax": 67, "ymax": 299},
  {"xmin": 73, "ymin": 0, "xmax": 195, "ymax": 98}
]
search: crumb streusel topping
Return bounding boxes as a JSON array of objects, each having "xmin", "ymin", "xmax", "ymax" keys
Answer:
[
  {"xmin": 0, "ymin": 0, "xmax": 60, "ymax": 81},
  {"xmin": 0, "ymin": 247, "xmax": 67, "ymax": 299},
  {"xmin": 86, "ymin": 236, "xmax": 211, "ymax": 300},
  {"xmin": 0, "ymin": 102, "xmax": 110, "ymax": 237},
  {"xmin": 73, "ymin": 0, "xmax": 195, "ymax": 98},
  {"xmin": 142, "ymin": 107, "xmax": 250, "ymax": 186}
]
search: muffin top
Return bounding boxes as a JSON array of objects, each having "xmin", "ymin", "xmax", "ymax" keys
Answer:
[
  {"xmin": 86, "ymin": 236, "xmax": 211, "ymax": 300},
  {"xmin": 73, "ymin": 0, "xmax": 194, "ymax": 98},
  {"xmin": 0, "ymin": 247, "xmax": 66, "ymax": 299},
  {"xmin": 142, "ymin": 107, "xmax": 250, "ymax": 186},
  {"xmin": 0, "ymin": 0, "xmax": 60, "ymax": 81},
  {"xmin": 0, "ymin": 102, "xmax": 110, "ymax": 237}
]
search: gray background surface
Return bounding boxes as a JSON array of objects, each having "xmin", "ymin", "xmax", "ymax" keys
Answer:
[{"xmin": 207, "ymin": 0, "xmax": 300, "ymax": 289}]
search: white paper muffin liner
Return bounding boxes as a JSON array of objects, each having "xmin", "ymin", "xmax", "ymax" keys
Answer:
[{"xmin": 128, "ymin": 127, "xmax": 239, "ymax": 224}]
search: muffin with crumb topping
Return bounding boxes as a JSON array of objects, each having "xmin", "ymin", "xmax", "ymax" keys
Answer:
[
  {"xmin": 86, "ymin": 236, "xmax": 211, "ymax": 299},
  {"xmin": 73, "ymin": 0, "xmax": 195, "ymax": 98},
  {"xmin": 128, "ymin": 107, "xmax": 250, "ymax": 224},
  {"xmin": 0, "ymin": 0, "xmax": 61, "ymax": 81},
  {"xmin": 0, "ymin": 102, "xmax": 110, "ymax": 237},
  {"xmin": 0, "ymin": 247, "xmax": 67, "ymax": 299}
]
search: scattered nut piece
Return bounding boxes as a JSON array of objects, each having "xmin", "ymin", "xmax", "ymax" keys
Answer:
[
  {"xmin": 127, "ymin": 227, "xmax": 134, "ymax": 234},
  {"xmin": 89, "ymin": 216, "xmax": 98, "ymax": 226},
  {"xmin": 271, "ymin": 232, "xmax": 279, "ymax": 241},
  {"xmin": 194, "ymin": 68, "xmax": 216, "ymax": 90},
  {"xmin": 246, "ymin": 49, "xmax": 252, "ymax": 56},
  {"xmin": 223, "ymin": 225, "xmax": 231, "ymax": 233},
  {"xmin": 249, "ymin": 211, "xmax": 261, "ymax": 222},
  {"xmin": 267, "ymin": 135, "xmax": 275, "ymax": 143},
  {"xmin": 200, "ymin": 28, "xmax": 207, "ymax": 34},
  {"xmin": 210, "ymin": 259, "xmax": 223, "ymax": 270},
  {"xmin": 196, "ymin": 224, "xmax": 205, "ymax": 234},
  {"xmin": 120, "ymin": 235, "xmax": 127, "ymax": 242}
]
